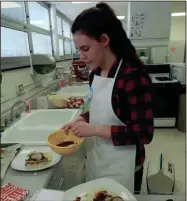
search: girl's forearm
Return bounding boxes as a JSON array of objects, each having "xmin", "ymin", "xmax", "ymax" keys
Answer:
[{"xmin": 96, "ymin": 125, "xmax": 111, "ymax": 139}]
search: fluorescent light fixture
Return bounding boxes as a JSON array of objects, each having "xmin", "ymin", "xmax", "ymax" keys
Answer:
[
  {"xmin": 171, "ymin": 12, "xmax": 185, "ymax": 17},
  {"xmin": 1, "ymin": 2, "xmax": 22, "ymax": 9},
  {"xmin": 71, "ymin": 1, "xmax": 93, "ymax": 3},
  {"xmin": 117, "ymin": 16, "xmax": 125, "ymax": 20}
]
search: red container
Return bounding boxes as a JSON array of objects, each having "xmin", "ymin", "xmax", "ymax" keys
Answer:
[
  {"xmin": 60, "ymin": 79, "xmax": 66, "ymax": 87},
  {"xmin": 72, "ymin": 60, "xmax": 88, "ymax": 81}
]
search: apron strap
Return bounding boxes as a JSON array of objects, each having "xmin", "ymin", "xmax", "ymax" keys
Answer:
[{"xmin": 114, "ymin": 59, "xmax": 123, "ymax": 79}]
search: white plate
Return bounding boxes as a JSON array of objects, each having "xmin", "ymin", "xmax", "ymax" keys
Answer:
[
  {"xmin": 11, "ymin": 146, "xmax": 62, "ymax": 171},
  {"xmin": 64, "ymin": 178, "xmax": 137, "ymax": 201}
]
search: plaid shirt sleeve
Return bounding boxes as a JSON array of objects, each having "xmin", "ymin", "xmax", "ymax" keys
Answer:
[
  {"xmin": 80, "ymin": 112, "xmax": 89, "ymax": 123},
  {"xmin": 111, "ymin": 67, "xmax": 154, "ymax": 146}
]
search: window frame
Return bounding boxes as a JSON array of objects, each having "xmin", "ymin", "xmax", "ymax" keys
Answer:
[
  {"xmin": 28, "ymin": 1, "xmax": 51, "ymax": 32},
  {"xmin": 1, "ymin": 2, "xmax": 74, "ymax": 71},
  {"xmin": 56, "ymin": 10, "xmax": 72, "ymax": 61},
  {"xmin": 58, "ymin": 38, "xmax": 64, "ymax": 56},
  {"xmin": 62, "ymin": 19, "xmax": 71, "ymax": 39},
  {"xmin": 1, "ymin": 1, "xmax": 54, "ymax": 71},
  {"xmin": 1, "ymin": 1, "xmax": 27, "ymax": 24},
  {"xmin": 56, "ymin": 15, "xmax": 63, "ymax": 36},
  {"xmin": 1, "ymin": 15, "xmax": 31, "ymax": 71}
]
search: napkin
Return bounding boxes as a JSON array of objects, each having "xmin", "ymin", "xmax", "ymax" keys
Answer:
[{"xmin": 1, "ymin": 183, "xmax": 29, "ymax": 201}]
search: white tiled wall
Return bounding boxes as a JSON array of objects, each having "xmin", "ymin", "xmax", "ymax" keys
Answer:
[
  {"xmin": 1, "ymin": 68, "xmax": 44, "ymax": 104},
  {"xmin": 168, "ymin": 16, "xmax": 185, "ymax": 63},
  {"xmin": 56, "ymin": 60, "xmax": 72, "ymax": 70},
  {"xmin": 1, "ymin": 60, "xmax": 72, "ymax": 118}
]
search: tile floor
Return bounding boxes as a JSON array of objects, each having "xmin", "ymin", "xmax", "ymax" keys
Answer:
[{"xmin": 141, "ymin": 128, "xmax": 186, "ymax": 194}]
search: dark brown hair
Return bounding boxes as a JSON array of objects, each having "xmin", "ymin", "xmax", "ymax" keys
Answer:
[{"xmin": 71, "ymin": 2, "xmax": 144, "ymax": 68}]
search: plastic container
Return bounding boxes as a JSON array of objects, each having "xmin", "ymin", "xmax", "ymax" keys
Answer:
[
  {"xmin": 47, "ymin": 129, "xmax": 84, "ymax": 156},
  {"xmin": 68, "ymin": 73, "xmax": 72, "ymax": 86},
  {"xmin": 25, "ymin": 91, "xmax": 31, "ymax": 113},
  {"xmin": 72, "ymin": 75, "xmax": 77, "ymax": 85},
  {"xmin": 140, "ymin": 56, "xmax": 148, "ymax": 64},
  {"xmin": 59, "ymin": 74, "xmax": 66, "ymax": 87},
  {"xmin": 63, "ymin": 70, "xmax": 71, "ymax": 84}
]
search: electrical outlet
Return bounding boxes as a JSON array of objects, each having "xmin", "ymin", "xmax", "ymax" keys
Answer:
[{"xmin": 16, "ymin": 84, "xmax": 25, "ymax": 95}]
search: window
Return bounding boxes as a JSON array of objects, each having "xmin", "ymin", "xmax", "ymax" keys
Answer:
[
  {"xmin": 64, "ymin": 41, "xmax": 71, "ymax": 55},
  {"xmin": 59, "ymin": 39, "xmax": 64, "ymax": 56},
  {"xmin": 28, "ymin": 2, "xmax": 50, "ymax": 31},
  {"xmin": 1, "ymin": 1, "xmax": 26, "ymax": 23},
  {"xmin": 32, "ymin": 32, "xmax": 52, "ymax": 55},
  {"xmin": 62, "ymin": 20, "xmax": 71, "ymax": 38},
  {"xmin": 1, "ymin": 27, "xmax": 29, "ymax": 57},
  {"xmin": 71, "ymin": 41, "xmax": 77, "ymax": 54},
  {"xmin": 57, "ymin": 16, "xmax": 62, "ymax": 35},
  {"xmin": 1, "ymin": 1, "xmax": 54, "ymax": 71}
]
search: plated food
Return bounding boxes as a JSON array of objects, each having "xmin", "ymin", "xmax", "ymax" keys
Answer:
[
  {"xmin": 11, "ymin": 147, "xmax": 61, "ymax": 172},
  {"xmin": 66, "ymin": 97, "xmax": 84, "ymax": 109},
  {"xmin": 73, "ymin": 190, "xmax": 125, "ymax": 201},
  {"xmin": 64, "ymin": 178, "xmax": 136, "ymax": 201},
  {"xmin": 48, "ymin": 94, "xmax": 84, "ymax": 109},
  {"xmin": 47, "ymin": 94, "xmax": 70, "ymax": 108},
  {"xmin": 25, "ymin": 152, "xmax": 52, "ymax": 167}
]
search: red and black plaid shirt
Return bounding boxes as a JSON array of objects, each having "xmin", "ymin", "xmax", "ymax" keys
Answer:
[{"xmin": 81, "ymin": 59, "xmax": 154, "ymax": 166}]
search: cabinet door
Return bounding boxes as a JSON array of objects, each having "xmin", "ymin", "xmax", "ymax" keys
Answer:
[
  {"xmin": 151, "ymin": 47, "xmax": 168, "ymax": 64},
  {"xmin": 130, "ymin": 2, "xmax": 172, "ymax": 39}
]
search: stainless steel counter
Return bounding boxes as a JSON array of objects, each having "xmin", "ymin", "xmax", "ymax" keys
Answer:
[
  {"xmin": 135, "ymin": 194, "xmax": 185, "ymax": 201},
  {"xmin": 2, "ymin": 144, "xmax": 86, "ymax": 194},
  {"xmin": 2, "ymin": 144, "xmax": 185, "ymax": 201},
  {"xmin": 1, "ymin": 145, "xmax": 60, "ymax": 195}
]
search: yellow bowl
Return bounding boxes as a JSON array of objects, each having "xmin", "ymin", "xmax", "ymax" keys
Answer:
[{"xmin": 47, "ymin": 129, "xmax": 84, "ymax": 156}]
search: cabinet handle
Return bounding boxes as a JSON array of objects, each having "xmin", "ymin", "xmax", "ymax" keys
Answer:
[
  {"xmin": 65, "ymin": 164, "xmax": 76, "ymax": 172},
  {"xmin": 57, "ymin": 177, "xmax": 64, "ymax": 189}
]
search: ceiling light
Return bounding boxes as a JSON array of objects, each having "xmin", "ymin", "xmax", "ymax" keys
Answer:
[
  {"xmin": 171, "ymin": 12, "xmax": 185, "ymax": 17},
  {"xmin": 71, "ymin": 1, "xmax": 93, "ymax": 4},
  {"xmin": 117, "ymin": 16, "xmax": 125, "ymax": 20},
  {"xmin": 1, "ymin": 2, "xmax": 22, "ymax": 9}
]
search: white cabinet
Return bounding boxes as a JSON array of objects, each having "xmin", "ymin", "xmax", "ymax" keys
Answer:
[
  {"xmin": 130, "ymin": 2, "xmax": 172, "ymax": 42},
  {"xmin": 151, "ymin": 46, "xmax": 168, "ymax": 64}
]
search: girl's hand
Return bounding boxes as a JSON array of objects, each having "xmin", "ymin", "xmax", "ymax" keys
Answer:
[
  {"xmin": 70, "ymin": 122, "xmax": 97, "ymax": 137},
  {"xmin": 61, "ymin": 116, "xmax": 86, "ymax": 131}
]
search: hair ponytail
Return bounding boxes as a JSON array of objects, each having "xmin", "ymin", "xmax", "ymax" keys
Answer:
[
  {"xmin": 72, "ymin": 2, "xmax": 144, "ymax": 69},
  {"xmin": 96, "ymin": 2, "xmax": 113, "ymax": 12}
]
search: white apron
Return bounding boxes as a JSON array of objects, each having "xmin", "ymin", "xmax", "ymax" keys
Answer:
[{"xmin": 85, "ymin": 59, "xmax": 136, "ymax": 192}]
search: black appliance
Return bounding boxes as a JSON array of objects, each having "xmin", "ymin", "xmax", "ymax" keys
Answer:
[{"xmin": 145, "ymin": 64, "xmax": 180, "ymax": 127}]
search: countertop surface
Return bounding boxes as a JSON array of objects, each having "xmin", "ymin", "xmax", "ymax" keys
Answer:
[
  {"xmin": 26, "ymin": 189, "xmax": 185, "ymax": 201},
  {"xmin": 1, "ymin": 83, "xmax": 185, "ymax": 201},
  {"xmin": 1, "ymin": 146, "xmax": 60, "ymax": 194},
  {"xmin": 2, "ymin": 145, "xmax": 185, "ymax": 201}
]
